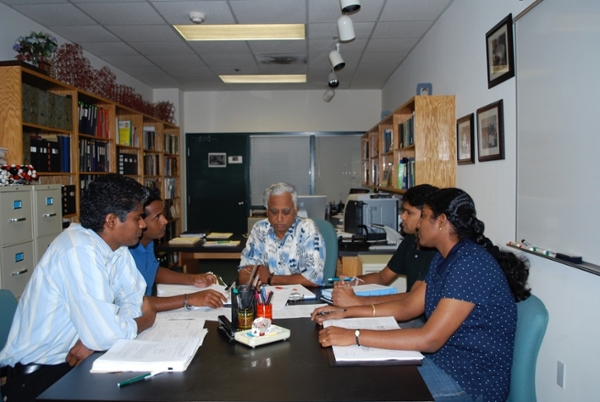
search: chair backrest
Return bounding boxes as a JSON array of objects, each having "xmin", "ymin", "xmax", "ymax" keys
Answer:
[
  {"xmin": 313, "ymin": 219, "xmax": 338, "ymax": 282},
  {"xmin": 0, "ymin": 289, "xmax": 18, "ymax": 351},
  {"xmin": 506, "ymin": 294, "xmax": 549, "ymax": 402}
]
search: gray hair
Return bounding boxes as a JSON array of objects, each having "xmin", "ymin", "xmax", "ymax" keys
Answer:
[{"xmin": 263, "ymin": 182, "xmax": 298, "ymax": 209}]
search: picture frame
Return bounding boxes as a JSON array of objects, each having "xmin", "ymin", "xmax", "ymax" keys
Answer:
[
  {"xmin": 485, "ymin": 14, "xmax": 514, "ymax": 89},
  {"xmin": 208, "ymin": 152, "xmax": 226, "ymax": 168},
  {"xmin": 476, "ymin": 100, "xmax": 504, "ymax": 162},
  {"xmin": 456, "ymin": 113, "xmax": 475, "ymax": 165}
]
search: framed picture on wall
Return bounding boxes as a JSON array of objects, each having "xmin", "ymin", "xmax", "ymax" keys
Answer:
[
  {"xmin": 486, "ymin": 14, "xmax": 514, "ymax": 88},
  {"xmin": 208, "ymin": 152, "xmax": 226, "ymax": 167},
  {"xmin": 457, "ymin": 113, "xmax": 475, "ymax": 165},
  {"xmin": 476, "ymin": 100, "xmax": 504, "ymax": 162}
]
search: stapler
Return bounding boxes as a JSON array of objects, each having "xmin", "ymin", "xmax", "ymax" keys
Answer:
[{"xmin": 218, "ymin": 315, "xmax": 236, "ymax": 342}]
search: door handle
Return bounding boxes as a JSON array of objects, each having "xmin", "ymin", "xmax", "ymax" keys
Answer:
[
  {"xmin": 9, "ymin": 217, "xmax": 26, "ymax": 222},
  {"xmin": 43, "ymin": 213, "xmax": 57, "ymax": 218},
  {"xmin": 11, "ymin": 269, "xmax": 28, "ymax": 276}
]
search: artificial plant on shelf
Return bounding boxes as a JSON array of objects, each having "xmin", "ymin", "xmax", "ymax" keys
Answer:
[{"xmin": 13, "ymin": 31, "xmax": 58, "ymax": 65}]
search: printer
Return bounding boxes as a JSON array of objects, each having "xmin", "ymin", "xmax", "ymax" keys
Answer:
[{"xmin": 343, "ymin": 194, "xmax": 398, "ymax": 241}]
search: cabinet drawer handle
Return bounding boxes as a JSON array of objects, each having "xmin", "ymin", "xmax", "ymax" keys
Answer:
[
  {"xmin": 11, "ymin": 269, "xmax": 28, "ymax": 276},
  {"xmin": 42, "ymin": 213, "xmax": 57, "ymax": 218},
  {"xmin": 9, "ymin": 217, "xmax": 26, "ymax": 222}
]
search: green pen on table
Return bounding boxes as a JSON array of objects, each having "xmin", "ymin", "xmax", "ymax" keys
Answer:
[{"xmin": 117, "ymin": 371, "xmax": 163, "ymax": 387}]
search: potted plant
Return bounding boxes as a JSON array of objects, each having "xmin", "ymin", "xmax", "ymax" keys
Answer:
[{"xmin": 13, "ymin": 31, "xmax": 58, "ymax": 73}]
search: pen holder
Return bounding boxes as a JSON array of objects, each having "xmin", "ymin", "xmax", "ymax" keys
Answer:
[
  {"xmin": 238, "ymin": 307, "xmax": 254, "ymax": 331},
  {"xmin": 256, "ymin": 303, "xmax": 273, "ymax": 321}
]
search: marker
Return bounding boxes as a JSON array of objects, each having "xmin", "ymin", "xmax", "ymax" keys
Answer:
[
  {"xmin": 117, "ymin": 371, "xmax": 163, "ymax": 387},
  {"xmin": 317, "ymin": 308, "xmax": 347, "ymax": 316}
]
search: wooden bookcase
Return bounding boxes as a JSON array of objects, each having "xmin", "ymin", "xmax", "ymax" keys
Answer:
[
  {"xmin": 0, "ymin": 61, "xmax": 181, "ymax": 241},
  {"xmin": 361, "ymin": 95, "xmax": 456, "ymax": 193}
]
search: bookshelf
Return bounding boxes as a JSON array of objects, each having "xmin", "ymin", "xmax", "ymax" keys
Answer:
[
  {"xmin": 0, "ymin": 61, "xmax": 181, "ymax": 243},
  {"xmin": 361, "ymin": 95, "xmax": 456, "ymax": 193}
]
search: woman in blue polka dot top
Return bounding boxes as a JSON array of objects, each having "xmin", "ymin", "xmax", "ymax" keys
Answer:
[{"xmin": 313, "ymin": 188, "xmax": 530, "ymax": 402}]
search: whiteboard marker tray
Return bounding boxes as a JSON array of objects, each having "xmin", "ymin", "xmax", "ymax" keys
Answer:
[{"xmin": 234, "ymin": 325, "xmax": 291, "ymax": 348}]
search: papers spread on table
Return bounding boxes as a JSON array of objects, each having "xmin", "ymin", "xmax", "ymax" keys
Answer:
[
  {"xmin": 323, "ymin": 316, "xmax": 424, "ymax": 362},
  {"xmin": 320, "ymin": 284, "xmax": 397, "ymax": 303},
  {"xmin": 203, "ymin": 240, "xmax": 240, "ymax": 247},
  {"xmin": 91, "ymin": 311, "xmax": 207, "ymax": 373},
  {"xmin": 168, "ymin": 236, "xmax": 202, "ymax": 246},
  {"xmin": 206, "ymin": 232, "xmax": 233, "ymax": 239},
  {"xmin": 273, "ymin": 303, "xmax": 328, "ymax": 319}
]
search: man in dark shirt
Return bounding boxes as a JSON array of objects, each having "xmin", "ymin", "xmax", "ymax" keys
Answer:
[{"xmin": 331, "ymin": 184, "xmax": 439, "ymax": 310}]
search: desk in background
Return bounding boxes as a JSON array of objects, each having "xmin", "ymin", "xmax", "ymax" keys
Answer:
[
  {"xmin": 157, "ymin": 235, "xmax": 246, "ymax": 273},
  {"xmin": 39, "ymin": 317, "xmax": 433, "ymax": 402}
]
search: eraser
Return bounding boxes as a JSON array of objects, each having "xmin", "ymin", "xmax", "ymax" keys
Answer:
[{"xmin": 555, "ymin": 253, "xmax": 583, "ymax": 264}]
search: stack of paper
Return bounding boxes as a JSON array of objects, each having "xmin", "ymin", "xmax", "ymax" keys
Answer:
[
  {"xmin": 206, "ymin": 232, "xmax": 233, "ymax": 239},
  {"xmin": 324, "ymin": 317, "xmax": 424, "ymax": 363},
  {"xmin": 168, "ymin": 236, "xmax": 202, "ymax": 246},
  {"xmin": 321, "ymin": 284, "xmax": 397, "ymax": 302}
]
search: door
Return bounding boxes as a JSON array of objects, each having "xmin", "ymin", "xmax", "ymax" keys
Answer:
[{"xmin": 186, "ymin": 134, "xmax": 249, "ymax": 234}]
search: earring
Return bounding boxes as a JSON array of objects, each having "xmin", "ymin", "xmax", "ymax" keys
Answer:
[{"xmin": 438, "ymin": 226, "xmax": 443, "ymax": 231}]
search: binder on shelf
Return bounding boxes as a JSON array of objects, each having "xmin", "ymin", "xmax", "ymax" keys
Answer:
[{"xmin": 62, "ymin": 184, "xmax": 76, "ymax": 216}]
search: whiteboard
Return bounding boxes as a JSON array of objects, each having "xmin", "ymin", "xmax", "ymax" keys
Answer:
[{"xmin": 516, "ymin": 0, "xmax": 600, "ymax": 265}]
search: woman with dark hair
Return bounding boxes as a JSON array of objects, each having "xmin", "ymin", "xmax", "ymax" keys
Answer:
[{"xmin": 312, "ymin": 188, "xmax": 530, "ymax": 402}]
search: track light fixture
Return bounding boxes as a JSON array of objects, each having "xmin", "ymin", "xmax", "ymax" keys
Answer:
[
  {"xmin": 329, "ymin": 43, "xmax": 345, "ymax": 71},
  {"xmin": 337, "ymin": 15, "xmax": 355, "ymax": 42},
  {"xmin": 323, "ymin": 88, "xmax": 335, "ymax": 102},
  {"xmin": 328, "ymin": 71, "xmax": 339, "ymax": 88},
  {"xmin": 340, "ymin": 0, "xmax": 361, "ymax": 14}
]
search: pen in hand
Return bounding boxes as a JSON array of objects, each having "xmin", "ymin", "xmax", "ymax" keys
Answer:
[{"xmin": 317, "ymin": 308, "xmax": 347, "ymax": 316}]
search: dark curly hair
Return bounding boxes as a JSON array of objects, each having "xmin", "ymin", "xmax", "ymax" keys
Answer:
[
  {"xmin": 80, "ymin": 174, "xmax": 149, "ymax": 232},
  {"xmin": 425, "ymin": 188, "xmax": 530, "ymax": 302}
]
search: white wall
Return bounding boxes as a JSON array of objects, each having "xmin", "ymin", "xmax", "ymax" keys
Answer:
[
  {"xmin": 0, "ymin": 3, "xmax": 153, "ymax": 100},
  {"xmin": 381, "ymin": 0, "xmax": 600, "ymax": 400}
]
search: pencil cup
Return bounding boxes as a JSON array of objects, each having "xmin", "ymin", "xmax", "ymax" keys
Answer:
[
  {"xmin": 256, "ymin": 303, "xmax": 273, "ymax": 321},
  {"xmin": 237, "ymin": 308, "xmax": 254, "ymax": 331}
]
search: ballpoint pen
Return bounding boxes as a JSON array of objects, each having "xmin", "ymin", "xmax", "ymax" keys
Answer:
[
  {"xmin": 317, "ymin": 309, "xmax": 347, "ymax": 316},
  {"xmin": 117, "ymin": 371, "xmax": 163, "ymax": 387},
  {"xmin": 328, "ymin": 277, "xmax": 364, "ymax": 283}
]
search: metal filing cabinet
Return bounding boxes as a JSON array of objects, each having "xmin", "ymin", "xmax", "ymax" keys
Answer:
[
  {"xmin": 32, "ymin": 185, "xmax": 63, "ymax": 264},
  {"xmin": 0, "ymin": 186, "xmax": 34, "ymax": 297}
]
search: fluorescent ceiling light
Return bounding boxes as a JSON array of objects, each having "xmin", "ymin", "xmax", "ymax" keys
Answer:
[
  {"xmin": 220, "ymin": 75, "xmax": 306, "ymax": 84},
  {"xmin": 174, "ymin": 24, "xmax": 305, "ymax": 41}
]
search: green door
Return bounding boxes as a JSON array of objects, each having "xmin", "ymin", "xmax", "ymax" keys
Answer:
[{"xmin": 186, "ymin": 134, "xmax": 249, "ymax": 234}]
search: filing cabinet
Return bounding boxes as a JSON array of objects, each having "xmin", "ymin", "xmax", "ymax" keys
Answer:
[{"xmin": 0, "ymin": 184, "xmax": 63, "ymax": 297}]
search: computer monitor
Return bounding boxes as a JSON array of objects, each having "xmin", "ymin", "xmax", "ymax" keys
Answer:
[{"xmin": 297, "ymin": 195, "xmax": 327, "ymax": 220}]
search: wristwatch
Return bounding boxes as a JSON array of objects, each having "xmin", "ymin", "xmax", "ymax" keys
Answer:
[
  {"xmin": 355, "ymin": 329, "xmax": 361, "ymax": 346},
  {"xmin": 183, "ymin": 294, "xmax": 192, "ymax": 311}
]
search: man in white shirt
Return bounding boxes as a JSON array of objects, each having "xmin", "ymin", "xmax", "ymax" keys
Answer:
[{"xmin": 0, "ymin": 174, "xmax": 157, "ymax": 402}]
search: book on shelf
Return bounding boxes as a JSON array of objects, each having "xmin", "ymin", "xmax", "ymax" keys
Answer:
[
  {"xmin": 168, "ymin": 236, "xmax": 202, "ymax": 246},
  {"xmin": 323, "ymin": 316, "xmax": 423, "ymax": 363},
  {"xmin": 118, "ymin": 120, "xmax": 133, "ymax": 146}
]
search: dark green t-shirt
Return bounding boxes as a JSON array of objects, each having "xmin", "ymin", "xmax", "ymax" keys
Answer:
[{"xmin": 387, "ymin": 234, "xmax": 436, "ymax": 291}]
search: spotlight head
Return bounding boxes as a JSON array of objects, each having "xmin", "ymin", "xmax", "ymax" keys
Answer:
[
  {"xmin": 337, "ymin": 15, "xmax": 355, "ymax": 42},
  {"xmin": 189, "ymin": 11, "xmax": 206, "ymax": 24},
  {"xmin": 329, "ymin": 49, "xmax": 345, "ymax": 71},
  {"xmin": 323, "ymin": 88, "xmax": 335, "ymax": 102},
  {"xmin": 328, "ymin": 72, "xmax": 339, "ymax": 88},
  {"xmin": 340, "ymin": 0, "xmax": 361, "ymax": 14}
]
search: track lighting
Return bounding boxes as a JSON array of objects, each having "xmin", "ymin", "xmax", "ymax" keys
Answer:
[
  {"xmin": 328, "ymin": 72, "xmax": 339, "ymax": 88},
  {"xmin": 340, "ymin": 0, "xmax": 361, "ymax": 14},
  {"xmin": 189, "ymin": 11, "xmax": 206, "ymax": 24},
  {"xmin": 337, "ymin": 15, "xmax": 355, "ymax": 42},
  {"xmin": 329, "ymin": 43, "xmax": 345, "ymax": 71},
  {"xmin": 323, "ymin": 88, "xmax": 335, "ymax": 102}
]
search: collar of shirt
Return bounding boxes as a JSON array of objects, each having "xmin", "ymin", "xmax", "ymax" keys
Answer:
[{"xmin": 266, "ymin": 216, "xmax": 302, "ymax": 243}]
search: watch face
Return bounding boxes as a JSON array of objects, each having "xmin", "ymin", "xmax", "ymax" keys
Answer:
[{"xmin": 355, "ymin": 329, "xmax": 360, "ymax": 336}]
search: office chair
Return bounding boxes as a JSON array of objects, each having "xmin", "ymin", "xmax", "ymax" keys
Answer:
[
  {"xmin": 313, "ymin": 219, "xmax": 338, "ymax": 281},
  {"xmin": 0, "ymin": 289, "xmax": 18, "ymax": 400},
  {"xmin": 506, "ymin": 294, "xmax": 549, "ymax": 402}
]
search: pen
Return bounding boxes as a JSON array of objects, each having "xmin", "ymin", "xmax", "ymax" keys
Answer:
[
  {"xmin": 317, "ymin": 309, "xmax": 347, "ymax": 316},
  {"xmin": 117, "ymin": 371, "xmax": 163, "ymax": 387},
  {"xmin": 328, "ymin": 277, "xmax": 354, "ymax": 282}
]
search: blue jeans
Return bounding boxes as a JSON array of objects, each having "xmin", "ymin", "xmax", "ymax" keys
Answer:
[{"xmin": 418, "ymin": 357, "xmax": 483, "ymax": 402}]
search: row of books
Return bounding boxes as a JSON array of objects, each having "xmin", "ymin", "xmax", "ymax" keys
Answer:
[
  {"xmin": 143, "ymin": 154, "xmax": 160, "ymax": 176},
  {"xmin": 79, "ymin": 139, "xmax": 109, "ymax": 173},
  {"xmin": 164, "ymin": 155, "xmax": 178, "ymax": 176},
  {"xmin": 118, "ymin": 152, "xmax": 138, "ymax": 175},
  {"xmin": 80, "ymin": 174, "xmax": 102, "ymax": 199},
  {"xmin": 26, "ymin": 133, "xmax": 70, "ymax": 173},
  {"xmin": 118, "ymin": 120, "xmax": 138, "ymax": 147},
  {"xmin": 382, "ymin": 129, "xmax": 393, "ymax": 153},
  {"xmin": 78, "ymin": 102, "xmax": 110, "ymax": 138},
  {"xmin": 399, "ymin": 113, "xmax": 415, "ymax": 148},
  {"xmin": 142, "ymin": 127, "xmax": 158, "ymax": 150},
  {"xmin": 397, "ymin": 157, "xmax": 416, "ymax": 190},
  {"xmin": 144, "ymin": 178, "xmax": 160, "ymax": 191},
  {"xmin": 164, "ymin": 134, "xmax": 179, "ymax": 155},
  {"xmin": 22, "ymin": 84, "xmax": 73, "ymax": 131},
  {"xmin": 164, "ymin": 199, "xmax": 180, "ymax": 220},
  {"xmin": 164, "ymin": 178, "xmax": 177, "ymax": 199}
]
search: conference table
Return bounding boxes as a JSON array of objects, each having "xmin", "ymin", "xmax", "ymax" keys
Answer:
[{"xmin": 38, "ymin": 294, "xmax": 433, "ymax": 402}]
